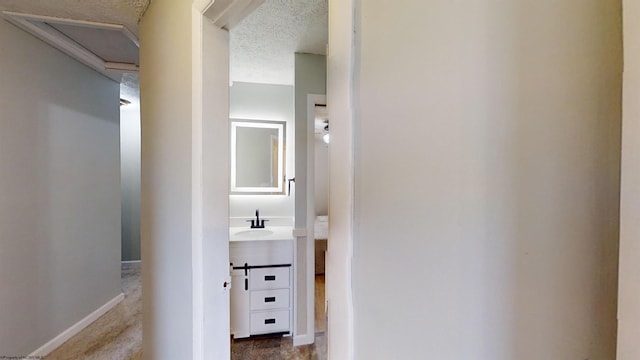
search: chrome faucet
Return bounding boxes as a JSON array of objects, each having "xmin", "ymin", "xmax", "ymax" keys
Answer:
[{"xmin": 247, "ymin": 209, "xmax": 268, "ymax": 229}]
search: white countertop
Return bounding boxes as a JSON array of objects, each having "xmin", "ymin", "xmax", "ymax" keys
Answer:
[{"xmin": 229, "ymin": 226, "xmax": 294, "ymax": 242}]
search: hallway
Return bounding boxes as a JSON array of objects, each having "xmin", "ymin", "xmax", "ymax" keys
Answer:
[{"xmin": 45, "ymin": 263, "xmax": 142, "ymax": 360}]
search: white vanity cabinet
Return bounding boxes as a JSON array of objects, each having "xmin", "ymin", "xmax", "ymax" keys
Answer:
[{"xmin": 229, "ymin": 231, "xmax": 293, "ymax": 339}]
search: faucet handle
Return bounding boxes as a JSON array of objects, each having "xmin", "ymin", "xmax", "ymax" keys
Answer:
[
  {"xmin": 246, "ymin": 219, "xmax": 256, "ymax": 228},
  {"xmin": 260, "ymin": 219, "xmax": 269, "ymax": 228}
]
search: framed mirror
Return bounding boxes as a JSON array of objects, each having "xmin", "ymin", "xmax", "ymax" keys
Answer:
[{"xmin": 230, "ymin": 119, "xmax": 286, "ymax": 194}]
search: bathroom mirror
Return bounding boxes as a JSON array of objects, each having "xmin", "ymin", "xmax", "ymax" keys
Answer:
[{"xmin": 230, "ymin": 119, "xmax": 286, "ymax": 194}]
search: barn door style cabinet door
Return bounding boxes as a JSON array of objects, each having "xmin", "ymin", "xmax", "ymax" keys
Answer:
[{"xmin": 229, "ymin": 239, "xmax": 293, "ymax": 338}]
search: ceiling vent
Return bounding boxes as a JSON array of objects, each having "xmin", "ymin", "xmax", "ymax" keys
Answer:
[{"xmin": 2, "ymin": 11, "xmax": 139, "ymax": 82}]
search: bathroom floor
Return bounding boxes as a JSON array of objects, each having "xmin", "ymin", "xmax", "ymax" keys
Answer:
[
  {"xmin": 231, "ymin": 275, "xmax": 327, "ymax": 360},
  {"xmin": 231, "ymin": 332, "xmax": 326, "ymax": 360}
]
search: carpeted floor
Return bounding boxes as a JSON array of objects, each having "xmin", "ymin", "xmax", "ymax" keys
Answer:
[
  {"xmin": 43, "ymin": 263, "xmax": 326, "ymax": 360},
  {"xmin": 45, "ymin": 263, "xmax": 142, "ymax": 360}
]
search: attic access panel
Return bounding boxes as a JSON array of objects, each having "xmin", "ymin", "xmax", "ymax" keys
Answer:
[
  {"xmin": 50, "ymin": 23, "xmax": 139, "ymax": 65},
  {"xmin": 2, "ymin": 11, "xmax": 139, "ymax": 81}
]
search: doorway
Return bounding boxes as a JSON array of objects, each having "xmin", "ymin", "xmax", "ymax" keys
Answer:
[
  {"xmin": 139, "ymin": 0, "xmax": 355, "ymax": 358},
  {"xmin": 226, "ymin": 0, "xmax": 328, "ymax": 356}
]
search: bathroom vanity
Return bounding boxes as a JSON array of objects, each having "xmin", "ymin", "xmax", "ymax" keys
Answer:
[
  {"xmin": 229, "ymin": 226, "xmax": 294, "ymax": 338},
  {"xmin": 228, "ymin": 118, "xmax": 294, "ymax": 338}
]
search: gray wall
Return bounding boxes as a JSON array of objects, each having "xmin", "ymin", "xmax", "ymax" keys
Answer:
[
  {"xmin": 353, "ymin": 1, "xmax": 621, "ymax": 359},
  {"xmin": 294, "ymin": 54, "xmax": 327, "ymax": 228},
  {"xmin": 229, "ymin": 82, "xmax": 294, "ymax": 217},
  {"xmin": 121, "ymin": 106, "xmax": 141, "ymax": 261},
  {"xmin": 294, "ymin": 53, "xmax": 326, "ymax": 338},
  {"xmin": 314, "ymin": 135, "xmax": 329, "ymax": 216},
  {"xmin": 0, "ymin": 19, "xmax": 121, "ymax": 356}
]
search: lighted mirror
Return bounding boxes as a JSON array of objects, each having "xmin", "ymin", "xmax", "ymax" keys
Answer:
[{"xmin": 230, "ymin": 119, "xmax": 286, "ymax": 194}]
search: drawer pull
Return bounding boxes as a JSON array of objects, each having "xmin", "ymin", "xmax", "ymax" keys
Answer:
[
  {"xmin": 265, "ymin": 275, "xmax": 276, "ymax": 281},
  {"xmin": 244, "ymin": 278, "xmax": 248, "ymax": 291},
  {"xmin": 265, "ymin": 318, "xmax": 276, "ymax": 324},
  {"xmin": 264, "ymin": 296, "xmax": 276, "ymax": 303}
]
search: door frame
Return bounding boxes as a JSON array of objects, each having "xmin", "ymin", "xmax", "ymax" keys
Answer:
[
  {"xmin": 324, "ymin": 0, "xmax": 356, "ymax": 358},
  {"xmin": 304, "ymin": 94, "xmax": 327, "ymax": 345},
  {"xmin": 192, "ymin": 1, "xmax": 356, "ymax": 359}
]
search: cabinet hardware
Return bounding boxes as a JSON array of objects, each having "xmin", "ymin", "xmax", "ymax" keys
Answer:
[
  {"xmin": 232, "ymin": 263, "xmax": 291, "ymax": 270},
  {"xmin": 265, "ymin": 275, "xmax": 276, "ymax": 281},
  {"xmin": 287, "ymin": 177, "xmax": 295, "ymax": 196},
  {"xmin": 265, "ymin": 319, "xmax": 276, "ymax": 324},
  {"xmin": 264, "ymin": 297, "xmax": 276, "ymax": 303},
  {"xmin": 244, "ymin": 278, "xmax": 248, "ymax": 291}
]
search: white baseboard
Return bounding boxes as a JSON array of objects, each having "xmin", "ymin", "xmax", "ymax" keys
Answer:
[
  {"xmin": 293, "ymin": 333, "xmax": 314, "ymax": 347},
  {"xmin": 28, "ymin": 292, "xmax": 125, "ymax": 358}
]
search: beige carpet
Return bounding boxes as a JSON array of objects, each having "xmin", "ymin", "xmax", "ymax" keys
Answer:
[{"xmin": 45, "ymin": 263, "xmax": 142, "ymax": 360}]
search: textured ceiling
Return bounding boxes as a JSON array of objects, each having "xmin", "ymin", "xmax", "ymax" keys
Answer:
[
  {"xmin": 0, "ymin": 0, "xmax": 326, "ymax": 100},
  {"xmin": 230, "ymin": 0, "xmax": 328, "ymax": 85},
  {"xmin": 0, "ymin": 0, "xmax": 148, "ymax": 35}
]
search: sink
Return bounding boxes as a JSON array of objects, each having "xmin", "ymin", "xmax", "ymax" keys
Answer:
[
  {"xmin": 229, "ymin": 226, "xmax": 293, "ymax": 242},
  {"xmin": 233, "ymin": 229, "xmax": 274, "ymax": 237}
]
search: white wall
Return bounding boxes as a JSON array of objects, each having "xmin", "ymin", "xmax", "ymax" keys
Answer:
[
  {"xmin": 200, "ymin": 17, "xmax": 231, "ymax": 360},
  {"xmin": 229, "ymin": 82, "xmax": 294, "ymax": 218},
  {"xmin": 326, "ymin": 0, "xmax": 356, "ymax": 356},
  {"xmin": 140, "ymin": 3, "xmax": 232, "ymax": 359},
  {"xmin": 121, "ymin": 105, "xmax": 141, "ymax": 261},
  {"xmin": 618, "ymin": 0, "xmax": 640, "ymax": 358},
  {"xmin": 352, "ymin": 1, "xmax": 621, "ymax": 359},
  {"xmin": 0, "ymin": 18, "xmax": 121, "ymax": 356},
  {"xmin": 140, "ymin": 1, "xmax": 194, "ymax": 358}
]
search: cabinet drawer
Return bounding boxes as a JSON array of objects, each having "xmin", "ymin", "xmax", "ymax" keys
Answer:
[
  {"xmin": 250, "ymin": 289, "xmax": 289, "ymax": 311},
  {"xmin": 250, "ymin": 267, "xmax": 289, "ymax": 290},
  {"xmin": 250, "ymin": 309, "xmax": 290, "ymax": 334}
]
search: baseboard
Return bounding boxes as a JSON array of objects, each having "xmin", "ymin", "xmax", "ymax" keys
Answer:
[
  {"xmin": 293, "ymin": 333, "xmax": 314, "ymax": 347},
  {"xmin": 28, "ymin": 292, "xmax": 125, "ymax": 358},
  {"xmin": 121, "ymin": 260, "xmax": 141, "ymax": 264}
]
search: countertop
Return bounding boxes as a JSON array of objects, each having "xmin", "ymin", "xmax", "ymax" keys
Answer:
[{"xmin": 229, "ymin": 226, "xmax": 294, "ymax": 242}]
